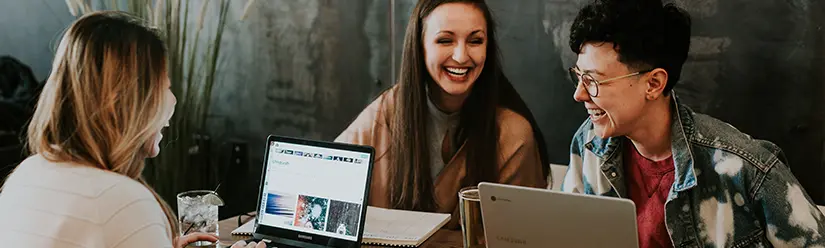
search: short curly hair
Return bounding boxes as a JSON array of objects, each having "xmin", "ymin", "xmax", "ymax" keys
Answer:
[{"xmin": 569, "ymin": 0, "xmax": 691, "ymax": 92}]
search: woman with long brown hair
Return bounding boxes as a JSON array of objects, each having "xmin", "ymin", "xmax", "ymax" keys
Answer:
[
  {"xmin": 337, "ymin": 0, "xmax": 549, "ymax": 228},
  {"xmin": 0, "ymin": 11, "xmax": 254, "ymax": 247}
]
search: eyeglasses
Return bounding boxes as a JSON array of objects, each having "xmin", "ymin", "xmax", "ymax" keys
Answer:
[{"xmin": 568, "ymin": 67, "xmax": 652, "ymax": 97}]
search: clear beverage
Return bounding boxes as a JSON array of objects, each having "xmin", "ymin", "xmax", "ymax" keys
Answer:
[
  {"xmin": 177, "ymin": 190, "xmax": 220, "ymax": 247},
  {"xmin": 459, "ymin": 186, "xmax": 485, "ymax": 248}
]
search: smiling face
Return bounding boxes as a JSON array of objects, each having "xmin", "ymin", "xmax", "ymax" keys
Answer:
[
  {"xmin": 143, "ymin": 74, "xmax": 176, "ymax": 158},
  {"xmin": 422, "ymin": 2, "xmax": 487, "ymax": 105},
  {"xmin": 572, "ymin": 42, "xmax": 649, "ymax": 138}
]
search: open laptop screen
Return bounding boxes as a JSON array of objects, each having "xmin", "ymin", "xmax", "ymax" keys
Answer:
[{"xmin": 256, "ymin": 136, "xmax": 372, "ymax": 245}]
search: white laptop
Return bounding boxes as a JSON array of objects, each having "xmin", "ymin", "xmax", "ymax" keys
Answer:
[
  {"xmin": 478, "ymin": 182, "xmax": 639, "ymax": 248},
  {"xmin": 249, "ymin": 135, "xmax": 374, "ymax": 248}
]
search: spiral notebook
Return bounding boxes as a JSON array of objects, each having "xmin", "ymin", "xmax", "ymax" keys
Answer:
[
  {"xmin": 231, "ymin": 219, "xmax": 256, "ymax": 236},
  {"xmin": 231, "ymin": 207, "xmax": 451, "ymax": 247},
  {"xmin": 361, "ymin": 206, "xmax": 451, "ymax": 247}
]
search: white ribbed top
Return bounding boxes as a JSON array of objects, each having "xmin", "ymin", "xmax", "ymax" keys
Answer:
[{"xmin": 0, "ymin": 154, "xmax": 173, "ymax": 248}]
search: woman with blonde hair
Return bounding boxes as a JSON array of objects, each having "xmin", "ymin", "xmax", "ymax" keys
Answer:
[{"xmin": 0, "ymin": 11, "xmax": 262, "ymax": 248}]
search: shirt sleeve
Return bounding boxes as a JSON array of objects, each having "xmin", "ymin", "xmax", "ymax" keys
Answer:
[
  {"xmin": 496, "ymin": 110, "xmax": 548, "ymax": 189},
  {"xmin": 561, "ymin": 120, "xmax": 590, "ymax": 194},
  {"xmin": 756, "ymin": 159, "xmax": 825, "ymax": 247},
  {"xmin": 98, "ymin": 180, "xmax": 174, "ymax": 248}
]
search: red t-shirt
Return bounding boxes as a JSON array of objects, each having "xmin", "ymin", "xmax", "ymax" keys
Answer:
[{"xmin": 624, "ymin": 140, "xmax": 676, "ymax": 248}]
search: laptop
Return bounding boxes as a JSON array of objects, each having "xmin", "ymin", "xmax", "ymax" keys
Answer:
[
  {"xmin": 250, "ymin": 135, "xmax": 374, "ymax": 248},
  {"xmin": 478, "ymin": 182, "xmax": 639, "ymax": 248}
]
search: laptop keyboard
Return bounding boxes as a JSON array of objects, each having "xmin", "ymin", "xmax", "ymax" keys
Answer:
[
  {"xmin": 243, "ymin": 238, "xmax": 302, "ymax": 248},
  {"xmin": 267, "ymin": 243, "xmax": 301, "ymax": 248}
]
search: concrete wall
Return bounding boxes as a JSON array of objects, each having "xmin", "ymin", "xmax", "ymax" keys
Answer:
[
  {"xmin": 0, "ymin": 0, "xmax": 75, "ymax": 80},
  {"xmin": 206, "ymin": 0, "xmax": 390, "ymax": 165}
]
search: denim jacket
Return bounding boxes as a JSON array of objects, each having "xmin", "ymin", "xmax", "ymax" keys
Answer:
[{"xmin": 562, "ymin": 96, "xmax": 825, "ymax": 247}]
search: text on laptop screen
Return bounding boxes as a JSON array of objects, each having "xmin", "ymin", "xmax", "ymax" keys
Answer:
[{"xmin": 257, "ymin": 141, "xmax": 371, "ymax": 242}]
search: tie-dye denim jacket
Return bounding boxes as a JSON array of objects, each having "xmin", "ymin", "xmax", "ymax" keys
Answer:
[{"xmin": 562, "ymin": 96, "xmax": 825, "ymax": 247}]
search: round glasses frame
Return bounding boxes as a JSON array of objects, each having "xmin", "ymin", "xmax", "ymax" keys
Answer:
[{"xmin": 568, "ymin": 67, "xmax": 653, "ymax": 97}]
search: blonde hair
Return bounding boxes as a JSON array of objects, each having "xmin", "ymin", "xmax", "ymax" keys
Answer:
[{"xmin": 25, "ymin": 11, "xmax": 178, "ymax": 243}]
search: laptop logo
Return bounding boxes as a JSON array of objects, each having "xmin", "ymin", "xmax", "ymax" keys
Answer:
[
  {"xmin": 497, "ymin": 236, "xmax": 527, "ymax": 245},
  {"xmin": 298, "ymin": 234, "xmax": 313, "ymax": 241}
]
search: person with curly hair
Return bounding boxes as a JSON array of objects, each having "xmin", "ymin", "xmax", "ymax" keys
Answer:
[{"xmin": 561, "ymin": 0, "xmax": 825, "ymax": 247}]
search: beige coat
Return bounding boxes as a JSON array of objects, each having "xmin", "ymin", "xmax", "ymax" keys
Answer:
[{"xmin": 335, "ymin": 87, "xmax": 547, "ymax": 229}]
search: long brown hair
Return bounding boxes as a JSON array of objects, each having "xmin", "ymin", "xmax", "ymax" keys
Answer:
[
  {"xmin": 390, "ymin": 0, "xmax": 549, "ymax": 211},
  {"xmin": 24, "ymin": 11, "xmax": 178, "ymax": 243}
]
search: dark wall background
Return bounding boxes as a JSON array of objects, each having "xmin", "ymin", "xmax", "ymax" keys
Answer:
[
  {"xmin": 1, "ymin": 0, "xmax": 823, "ymax": 215},
  {"xmin": 697, "ymin": 0, "xmax": 825, "ymax": 204},
  {"xmin": 203, "ymin": 0, "xmax": 393, "ymax": 215}
]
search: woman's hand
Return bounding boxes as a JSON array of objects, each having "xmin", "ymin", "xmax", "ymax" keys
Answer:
[
  {"xmin": 175, "ymin": 232, "xmax": 219, "ymax": 248},
  {"xmin": 230, "ymin": 240, "xmax": 267, "ymax": 248}
]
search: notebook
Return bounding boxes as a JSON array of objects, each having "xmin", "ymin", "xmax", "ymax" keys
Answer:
[
  {"xmin": 231, "ymin": 207, "xmax": 451, "ymax": 247},
  {"xmin": 231, "ymin": 218, "xmax": 256, "ymax": 236},
  {"xmin": 361, "ymin": 206, "xmax": 451, "ymax": 247}
]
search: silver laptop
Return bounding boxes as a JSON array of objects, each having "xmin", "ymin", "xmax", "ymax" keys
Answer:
[
  {"xmin": 251, "ymin": 135, "xmax": 374, "ymax": 248},
  {"xmin": 478, "ymin": 182, "xmax": 639, "ymax": 248}
]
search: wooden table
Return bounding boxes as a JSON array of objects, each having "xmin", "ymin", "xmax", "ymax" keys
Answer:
[{"xmin": 217, "ymin": 213, "xmax": 464, "ymax": 248}]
